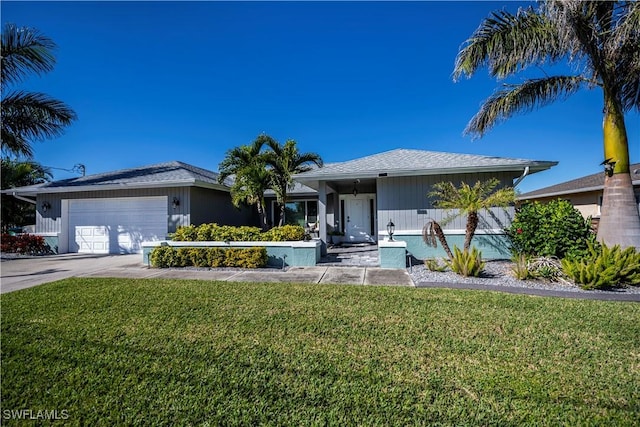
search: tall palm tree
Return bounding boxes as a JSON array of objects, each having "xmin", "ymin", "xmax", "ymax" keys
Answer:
[
  {"xmin": 218, "ymin": 136, "xmax": 272, "ymax": 230},
  {"xmin": 1, "ymin": 159, "xmax": 52, "ymax": 231},
  {"xmin": 453, "ymin": 1, "xmax": 640, "ymax": 248},
  {"xmin": 264, "ymin": 137, "xmax": 323, "ymax": 226},
  {"xmin": 429, "ymin": 179, "xmax": 515, "ymax": 252},
  {"xmin": 1, "ymin": 23, "xmax": 77, "ymax": 158}
]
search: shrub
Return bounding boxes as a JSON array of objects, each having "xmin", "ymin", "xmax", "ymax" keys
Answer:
[
  {"xmin": 225, "ymin": 247, "xmax": 268, "ymax": 268},
  {"xmin": 447, "ymin": 246, "xmax": 485, "ymax": 277},
  {"xmin": 150, "ymin": 246, "xmax": 267, "ymax": 269},
  {"xmin": 262, "ymin": 225, "xmax": 305, "ymax": 242},
  {"xmin": 424, "ymin": 258, "xmax": 447, "ymax": 272},
  {"xmin": 561, "ymin": 243, "xmax": 640, "ymax": 289},
  {"xmin": 150, "ymin": 246, "xmax": 179, "ymax": 267},
  {"xmin": 1, "ymin": 233, "xmax": 51, "ymax": 255},
  {"xmin": 172, "ymin": 225, "xmax": 198, "ymax": 241},
  {"xmin": 171, "ymin": 224, "xmax": 303, "ymax": 242},
  {"xmin": 506, "ymin": 200, "xmax": 594, "ymax": 259},
  {"xmin": 207, "ymin": 248, "xmax": 227, "ymax": 268}
]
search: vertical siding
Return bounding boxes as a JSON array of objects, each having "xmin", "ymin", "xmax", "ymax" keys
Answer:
[
  {"xmin": 36, "ymin": 187, "xmax": 190, "ymax": 234},
  {"xmin": 190, "ymin": 187, "xmax": 258, "ymax": 227},
  {"xmin": 377, "ymin": 172, "xmax": 517, "ymax": 232}
]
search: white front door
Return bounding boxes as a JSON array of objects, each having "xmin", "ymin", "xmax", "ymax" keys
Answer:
[{"xmin": 345, "ymin": 196, "xmax": 373, "ymax": 243}]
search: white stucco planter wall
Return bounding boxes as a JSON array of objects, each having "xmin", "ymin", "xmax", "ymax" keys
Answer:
[{"xmin": 141, "ymin": 239, "xmax": 322, "ymax": 268}]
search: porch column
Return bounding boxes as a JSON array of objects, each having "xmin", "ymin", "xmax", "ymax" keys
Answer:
[{"xmin": 318, "ymin": 182, "xmax": 327, "ymax": 256}]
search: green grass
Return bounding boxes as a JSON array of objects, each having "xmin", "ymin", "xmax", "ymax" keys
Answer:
[{"xmin": 2, "ymin": 279, "xmax": 639, "ymax": 426}]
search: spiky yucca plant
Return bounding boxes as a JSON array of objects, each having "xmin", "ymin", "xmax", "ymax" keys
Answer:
[{"xmin": 447, "ymin": 246, "xmax": 486, "ymax": 277}]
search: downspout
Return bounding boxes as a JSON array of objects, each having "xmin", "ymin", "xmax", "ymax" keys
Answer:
[
  {"xmin": 11, "ymin": 192, "xmax": 37, "ymax": 205},
  {"xmin": 513, "ymin": 166, "xmax": 530, "ymax": 188}
]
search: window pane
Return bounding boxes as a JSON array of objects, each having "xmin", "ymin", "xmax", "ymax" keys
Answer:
[
  {"xmin": 285, "ymin": 202, "xmax": 305, "ymax": 227},
  {"xmin": 307, "ymin": 201, "xmax": 318, "ymax": 223}
]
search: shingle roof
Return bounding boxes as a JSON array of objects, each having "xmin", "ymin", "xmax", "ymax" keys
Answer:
[
  {"xmin": 293, "ymin": 148, "xmax": 557, "ymax": 181},
  {"xmin": 519, "ymin": 163, "xmax": 640, "ymax": 199},
  {"xmin": 5, "ymin": 161, "xmax": 230, "ymax": 195}
]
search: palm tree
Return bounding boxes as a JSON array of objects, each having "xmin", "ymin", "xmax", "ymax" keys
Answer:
[
  {"xmin": 1, "ymin": 159, "xmax": 51, "ymax": 231},
  {"xmin": 264, "ymin": 137, "xmax": 323, "ymax": 226},
  {"xmin": 453, "ymin": 1, "xmax": 640, "ymax": 248},
  {"xmin": 1, "ymin": 23, "xmax": 77, "ymax": 158},
  {"xmin": 428, "ymin": 179, "xmax": 515, "ymax": 252},
  {"xmin": 218, "ymin": 136, "xmax": 272, "ymax": 230}
]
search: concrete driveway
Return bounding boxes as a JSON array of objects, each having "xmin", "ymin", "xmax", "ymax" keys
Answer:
[{"xmin": 1, "ymin": 254, "xmax": 144, "ymax": 293}]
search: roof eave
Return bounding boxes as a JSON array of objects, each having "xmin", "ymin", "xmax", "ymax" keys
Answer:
[
  {"xmin": 294, "ymin": 162, "xmax": 557, "ymax": 183},
  {"xmin": 4, "ymin": 179, "xmax": 230, "ymax": 196},
  {"xmin": 519, "ymin": 179, "xmax": 640, "ymax": 200}
]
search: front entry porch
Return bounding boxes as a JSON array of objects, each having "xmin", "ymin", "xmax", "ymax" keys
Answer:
[{"xmin": 319, "ymin": 242, "xmax": 379, "ymax": 267}]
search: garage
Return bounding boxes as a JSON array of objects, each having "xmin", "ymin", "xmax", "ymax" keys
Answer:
[{"xmin": 68, "ymin": 196, "xmax": 168, "ymax": 254}]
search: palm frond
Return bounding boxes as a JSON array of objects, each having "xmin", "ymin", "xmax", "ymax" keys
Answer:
[
  {"xmin": 1, "ymin": 23, "xmax": 57, "ymax": 88},
  {"xmin": 465, "ymin": 75, "xmax": 586, "ymax": 137},
  {"xmin": 1, "ymin": 91, "xmax": 77, "ymax": 157},
  {"xmin": 453, "ymin": 7, "xmax": 561, "ymax": 81}
]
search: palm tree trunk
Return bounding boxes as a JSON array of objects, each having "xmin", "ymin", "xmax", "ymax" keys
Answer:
[
  {"xmin": 597, "ymin": 95, "xmax": 640, "ymax": 248},
  {"xmin": 464, "ymin": 211, "xmax": 479, "ymax": 252},
  {"xmin": 256, "ymin": 199, "xmax": 267, "ymax": 231},
  {"xmin": 431, "ymin": 220, "xmax": 454, "ymax": 261},
  {"xmin": 278, "ymin": 204, "xmax": 286, "ymax": 227}
]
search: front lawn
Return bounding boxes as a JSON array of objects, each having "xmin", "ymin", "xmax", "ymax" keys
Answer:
[{"xmin": 2, "ymin": 279, "xmax": 639, "ymax": 425}]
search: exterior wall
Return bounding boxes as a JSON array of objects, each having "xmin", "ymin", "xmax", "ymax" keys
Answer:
[
  {"xmin": 36, "ymin": 187, "xmax": 191, "ymax": 235},
  {"xmin": 189, "ymin": 187, "xmax": 257, "ymax": 227},
  {"xmin": 141, "ymin": 240, "xmax": 321, "ymax": 267},
  {"xmin": 376, "ymin": 172, "xmax": 518, "ymax": 233},
  {"xmin": 526, "ymin": 186, "xmax": 640, "ymax": 220}
]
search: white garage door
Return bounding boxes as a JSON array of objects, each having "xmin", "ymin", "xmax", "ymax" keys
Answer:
[{"xmin": 68, "ymin": 196, "xmax": 168, "ymax": 254}]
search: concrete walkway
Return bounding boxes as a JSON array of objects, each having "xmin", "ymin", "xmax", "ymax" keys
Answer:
[
  {"xmin": 0, "ymin": 254, "xmax": 413, "ymax": 293},
  {"xmin": 2, "ymin": 254, "xmax": 638, "ymax": 302}
]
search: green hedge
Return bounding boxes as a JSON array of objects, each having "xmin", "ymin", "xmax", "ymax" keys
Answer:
[
  {"xmin": 150, "ymin": 246, "xmax": 268, "ymax": 269},
  {"xmin": 172, "ymin": 224, "xmax": 305, "ymax": 242}
]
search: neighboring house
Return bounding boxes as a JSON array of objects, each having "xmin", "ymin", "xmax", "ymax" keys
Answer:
[
  {"xmin": 518, "ymin": 163, "xmax": 640, "ymax": 222},
  {"xmin": 2, "ymin": 161, "xmax": 255, "ymax": 254},
  {"xmin": 293, "ymin": 149, "xmax": 557, "ymax": 259}
]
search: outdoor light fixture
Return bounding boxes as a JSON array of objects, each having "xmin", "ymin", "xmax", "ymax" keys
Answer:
[
  {"xmin": 386, "ymin": 219, "xmax": 395, "ymax": 241},
  {"xmin": 172, "ymin": 197, "xmax": 180, "ymax": 209},
  {"xmin": 601, "ymin": 158, "xmax": 616, "ymax": 177},
  {"xmin": 41, "ymin": 201, "xmax": 51, "ymax": 212},
  {"xmin": 352, "ymin": 179, "xmax": 360, "ymax": 197}
]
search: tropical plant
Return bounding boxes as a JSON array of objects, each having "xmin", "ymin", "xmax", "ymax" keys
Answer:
[
  {"xmin": 511, "ymin": 253, "xmax": 534, "ymax": 280},
  {"xmin": 422, "ymin": 219, "xmax": 454, "ymax": 260},
  {"xmin": 218, "ymin": 136, "xmax": 272, "ymax": 230},
  {"xmin": 562, "ymin": 242, "xmax": 640, "ymax": 289},
  {"xmin": 1, "ymin": 158, "xmax": 51, "ymax": 231},
  {"xmin": 453, "ymin": 1, "xmax": 640, "ymax": 248},
  {"xmin": 528, "ymin": 256, "xmax": 564, "ymax": 282},
  {"xmin": 424, "ymin": 258, "xmax": 447, "ymax": 272},
  {"xmin": 428, "ymin": 178, "xmax": 515, "ymax": 252},
  {"xmin": 447, "ymin": 246, "xmax": 486, "ymax": 277},
  {"xmin": 263, "ymin": 137, "xmax": 323, "ymax": 226},
  {"xmin": 1, "ymin": 23, "xmax": 76, "ymax": 158}
]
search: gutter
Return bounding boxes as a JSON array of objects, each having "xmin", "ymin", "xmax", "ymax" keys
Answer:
[
  {"xmin": 294, "ymin": 162, "xmax": 557, "ymax": 183},
  {"xmin": 513, "ymin": 166, "xmax": 530, "ymax": 188},
  {"xmin": 10, "ymin": 192, "xmax": 36, "ymax": 204}
]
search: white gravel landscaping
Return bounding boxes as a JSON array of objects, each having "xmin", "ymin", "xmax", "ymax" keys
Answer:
[{"xmin": 409, "ymin": 260, "xmax": 640, "ymax": 295}]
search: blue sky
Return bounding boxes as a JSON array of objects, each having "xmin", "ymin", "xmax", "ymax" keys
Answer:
[{"xmin": 3, "ymin": 1, "xmax": 638, "ymax": 193}]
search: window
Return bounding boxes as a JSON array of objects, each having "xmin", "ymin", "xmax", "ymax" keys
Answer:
[{"xmin": 277, "ymin": 200, "xmax": 318, "ymax": 227}]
